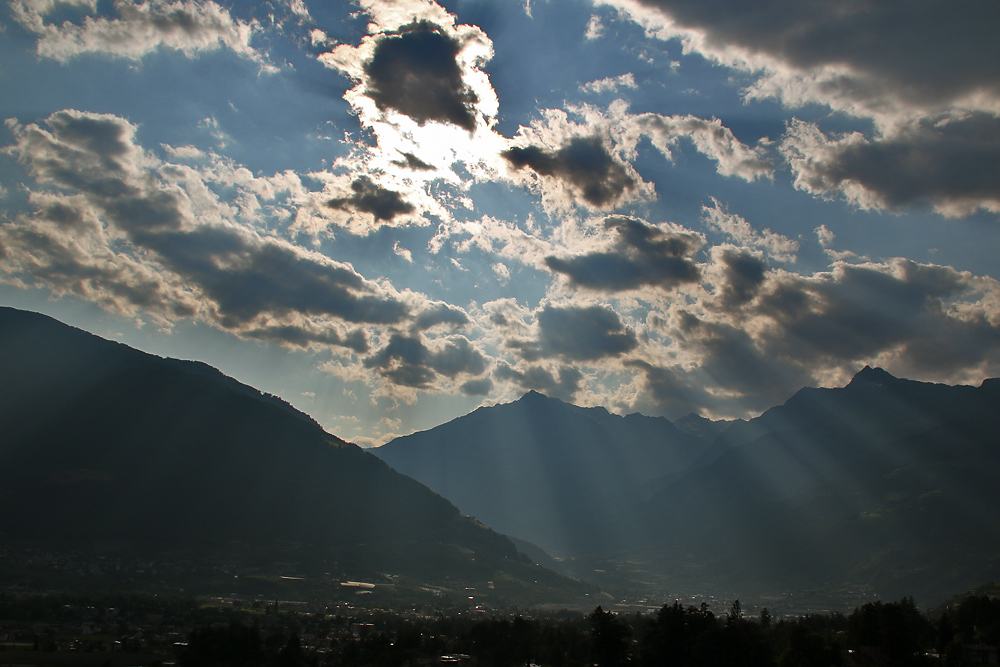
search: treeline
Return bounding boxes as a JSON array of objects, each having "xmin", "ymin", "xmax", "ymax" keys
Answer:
[{"xmin": 179, "ymin": 595, "xmax": 1000, "ymax": 667}]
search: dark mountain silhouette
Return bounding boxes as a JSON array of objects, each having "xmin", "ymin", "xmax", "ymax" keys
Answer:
[
  {"xmin": 374, "ymin": 390, "xmax": 703, "ymax": 557},
  {"xmin": 641, "ymin": 366, "xmax": 1000, "ymax": 602},
  {"xmin": 376, "ymin": 367, "xmax": 1000, "ymax": 604},
  {"xmin": 673, "ymin": 413, "xmax": 742, "ymax": 441},
  {"xmin": 0, "ymin": 306, "xmax": 592, "ymax": 603}
]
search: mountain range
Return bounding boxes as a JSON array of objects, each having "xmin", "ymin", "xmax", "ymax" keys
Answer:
[
  {"xmin": 6, "ymin": 304, "xmax": 1000, "ymax": 608},
  {"xmin": 0, "ymin": 306, "xmax": 593, "ymax": 606},
  {"xmin": 376, "ymin": 367, "xmax": 1000, "ymax": 604},
  {"xmin": 375, "ymin": 390, "xmax": 705, "ymax": 557}
]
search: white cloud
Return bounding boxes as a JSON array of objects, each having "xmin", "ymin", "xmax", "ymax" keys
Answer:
[
  {"xmin": 584, "ymin": 14, "xmax": 604, "ymax": 40},
  {"xmin": 13, "ymin": 0, "xmax": 273, "ymax": 69},
  {"xmin": 629, "ymin": 111, "xmax": 774, "ymax": 182},
  {"xmin": 318, "ymin": 0, "xmax": 507, "ymax": 185},
  {"xmin": 701, "ymin": 198, "xmax": 798, "ymax": 262},
  {"xmin": 393, "ymin": 241, "xmax": 413, "ymax": 262},
  {"xmin": 581, "ymin": 73, "xmax": 637, "ymax": 94}
]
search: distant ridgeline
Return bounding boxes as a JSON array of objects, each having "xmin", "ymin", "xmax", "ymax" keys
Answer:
[
  {"xmin": 0, "ymin": 307, "xmax": 594, "ymax": 605},
  {"xmin": 376, "ymin": 366, "xmax": 1000, "ymax": 605}
]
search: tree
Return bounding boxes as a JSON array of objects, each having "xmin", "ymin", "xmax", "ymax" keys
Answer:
[
  {"xmin": 727, "ymin": 600, "xmax": 743, "ymax": 626},
  {"xmin": 589, "ymin": 606, "xmax": 631, "ymax": 667}
]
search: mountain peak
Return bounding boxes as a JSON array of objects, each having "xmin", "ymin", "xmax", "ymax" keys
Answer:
[
  {"xmin": 518, "ymin": 389, "xmax": 561, "ymax": 406},
  {"xmin": 847, "ymin": 365, "xmax": 898, "ymax": 388}
]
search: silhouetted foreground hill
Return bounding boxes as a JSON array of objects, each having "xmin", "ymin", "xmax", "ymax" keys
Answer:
[
  {"xmin": 0, "ymin": 307, "xmax": 593, "ymax": 604},
  {"xmin": 376, "ymin": 368, "xmax": 1000, "ymax": 604},
  {"xmin": 375, "ymin": 390, "xmax": 703, "ymax": 557}
]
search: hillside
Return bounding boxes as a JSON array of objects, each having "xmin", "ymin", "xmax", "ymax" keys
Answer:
[
  {"xmin": 0, "ymin": 307, "xmax": 594, "ymax": 605},
  {"xmin": 642, "ymin": 367, "xmax": 1000, "ymax": 602},
  {"xmin": 375, "ymin": 367, "xmax": 1000, "ymax": 605},
  {"xmin": 375, "ymin": 390, "xmax": 703, "ymax": 557}
]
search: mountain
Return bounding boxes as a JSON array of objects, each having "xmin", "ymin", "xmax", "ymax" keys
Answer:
[
  {"xmin": 375, "ymin": 367, "xmax": 1000, "ymax": 605},
  {"xmin": 642, "ymin": 366, "xmax": 1000, "ymax": 603},
  {"xmin": 374, "ymin": 390, "xmax": 704, "ymax": 557},
  {"xmin": 673, "ymin": 413, "xmax": 742, "ymax": 441},
  {"xmin": 0, "ymin": 307, "xmax": 593, "ymax": 605}
]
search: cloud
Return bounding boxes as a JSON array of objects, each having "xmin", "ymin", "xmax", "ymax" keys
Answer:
[
  {"xmin": 460, "ymin": 376, "xmax": 493, "ymax": 396},
  {"xmin": 520, "ymin": 303, "xmax": 639, "ymax": 361},
  {"xmin": 318, "ymin": 1, "xmax": 504, "ymax": 183},
  {"xmin": 671, "ymin": 310, "xmax": 814, "ymax": 410},
  {"xmin": 708, "ymin": 248, "xmax": 768, "ymax": 311},
  {"xmin": 623, "ymin": 359, "xmax": 719, "ymax": 418},
  {"xmin": 327, "ymin": 177, "xmax": 415, "ymax": 222},
  {"xmin": 582, "ymin": 73, "xmax": 637, "ymax": 94},
  {"xmin": 632, "ymin": 113, "xmax": 774, "ymax": 182},
  {"xmin": 1, "ymin": 109, "xmax": 413, "ymax": 350},
  {"xmin": 545, "ymin": 215, "xmax": 702, "ymax": 292},
  {"xmin": 363, "ymin": 333, "xmax": 488, "ymax": 388},
  {"xmin": 500, "ymin": 102, "xmax": 770, "ymax": 215},
  {"xmin": 604, "ymin": 0, "xmax": 1000, "ymax": 219},
  {"xmin": 584, "ymin": 14, "xmax": 604, "ymax": 40},
  {"xmin": 503, "ymin": 136, "xmax": 636, "ymax": 208},
  {"xmin": 392, "ymin": 241, "xmax": 413, "ymax": 263},
  {"xmin": 392, "ymin": 152, "xmax": 436, "ymax": 171},
  {"xmin": 701, "ymin": 199, "xmax": 798, "ymax": 262},
  {"xmin": 363, "ymin": 20, "xmax": 480, "ymax": 132},
  {"xmin": 674, "ymin": 254, "xmax": 1000, "ymax": 409},
  {"xmin": 494, "ymin": 362, "xmax": 583, "ymax": 400},
  {"xmin": 413, "ymin": 303, "xmax": 470, "ymax": 331},
  {"xmin": 12, "ymin": 0, "xmax": 271, "ymax": 67},
  {"xmin": 753, "ymin": 261, "xmax": 1000, "ymax": 372},
  {"xmin": 605, "ymin": 0, "xmax": 1000, "ymax": 124},
  {"xmin": 781, "ymin": 116, "xmax": 1000, "ymax": 216},
  {"xmin": 241, "ymin": 321, "xmax": 370, "ymax": 353},
  {"xmin": 441, "ymin": 202, "xmax": 1000, "ymax": 415}
]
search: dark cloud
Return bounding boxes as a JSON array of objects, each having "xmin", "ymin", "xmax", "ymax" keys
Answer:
[
  {"xmin": 1, "ymin": 216, "xmax": 181, "ymax": 317},
  {"xmin": 138, "ymin": 227, "xmax": 408, "ymax": 327},
  {"xmin": 392, "ymin": 152, "xmax": 435, "ymax": 171},
  {"xmin": 530, "ymin": 304, "xmax": 638, "ymax": 361},
  {"xmin": 784, "ymin": 114, "xmax": 1000, "ymax": 214},
  {"xmin": 713, "ymin": 249, "xmax": 767, "ymax": 309},
  {"xmin": 431, "ymin": 336, "xmax": 489, "ymax": 377},
  {"xmin": 364, "ymin": 20, "xmax": 479, "ymax": 132},
  {"xmin": 414, "ymin": 303, "xmax": 470, "ymax": 331},
  {"xmin": 545, "ymin": 216, "xmax": 701, "ymax": 292},
  {"xmin": 503, "ymin": 136, "xmax": 635, "ymax": 207},
  {"xmin": 674, "ymin": 311, "xmax": 812, "ymax": 410},
  {"xmin": 327, "ymin": 176, "xmax": 414, "ymax": 221},
  {"xmin": 687, "ymin": 258, "xmax": 1000, "ymax": 401},
  {"xmin": 243, "ymin": 324, "xmax": 369, "ymax": 353},
  {"xmin": 460, "ymin": 377, "xmax": 493, "ymax": 396},
  {"xmin": 364, "ymin": 333, "xmax": 487, "ymax": 388},
  {"xmin": 364, "ymin": 334, "xmax": 436, "ymax": 388},
  {"xmin": 6, "ymin": 110, "xmax": 411, "ymax": 349},
  {"xmin": 494, "ymin": 362, "xmax": 583, "ymax": 400},
  {"xmin": 45, "ymin": 111, "xmax": 135, "ymax": 165},
  {"xmin": 753, "ymin": 261, "xmax": 995, "ymax": 367},
  {"xmin": 632, "ymin": 0, "xmax": 1000, "ymax": 110},
  {"xmin": 624, "ymin": 359, "xmax": 718, "ymax": 418}
]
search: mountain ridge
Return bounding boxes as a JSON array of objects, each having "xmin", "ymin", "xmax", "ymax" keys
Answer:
[
  {"xmin": 0, "ymin": 306, "xmax": 594, "ymax": 605},
  {"xmin": 377, "ymin": 365, "xmax": 1000, "ymax": 604},
  {"xmin": 375, "ymin": 389, "xmax": 703, "ymax": 557}
]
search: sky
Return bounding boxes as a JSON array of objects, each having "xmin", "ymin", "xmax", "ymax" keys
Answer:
[{"xmin": 2, "ymin": 0, "xmax": 1000, "ymax": 446}]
